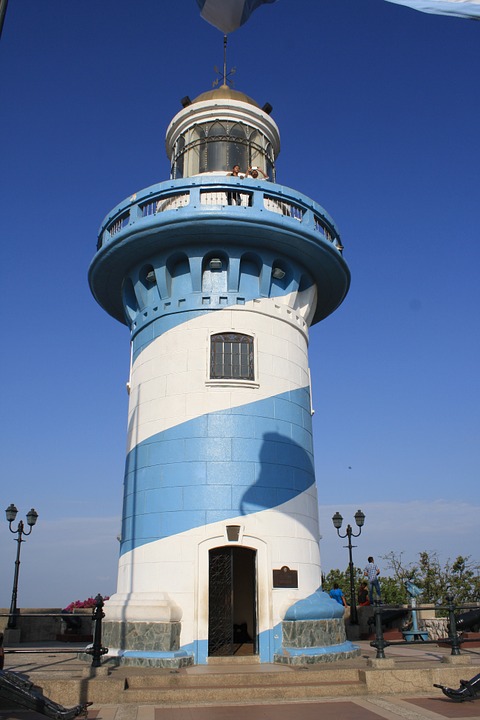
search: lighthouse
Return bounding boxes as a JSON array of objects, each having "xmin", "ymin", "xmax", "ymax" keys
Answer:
[{"xmin": 89, "ymin": 82, "xmax": 357, "ymax": 666}]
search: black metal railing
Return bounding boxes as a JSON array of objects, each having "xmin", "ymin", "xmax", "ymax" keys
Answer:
[
  {"xmin": 370, "ymin": 594, "xmax": 480, "ymax": 659},
  {"xmin": 0, "ymin": 594, "xmax": 108, "ymax": 668}
]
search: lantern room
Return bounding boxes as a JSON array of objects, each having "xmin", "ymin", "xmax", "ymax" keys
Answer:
[{"xmin": 165, "ymin": 84, "xmax": 280, "ymax": 180}]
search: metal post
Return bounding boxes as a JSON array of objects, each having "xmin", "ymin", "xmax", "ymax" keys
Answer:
[
  {"xmin": 373, "ymin": 603, "xmax": 387, "ymax": 659},
  {"xmin": 90, "ymin": 594, "xmax": 108, "ymax": 667},
  {"xmin": 346, "ymin": 526, "xmax": 358, "ymax": 625},
  {"xmin": 6, "ymin": 506, "xmax": 38, "ymax": 631},
  {"xmin": 7, "ymin": 524, "xmax": 24, "ymax": 629},
  {"xmin": 446, "ymin": 593, "xmax": 461, "ymax": 656},
  {"xmin": 332, "ymin": 510, "xmax": 365, "ymax": 626}
]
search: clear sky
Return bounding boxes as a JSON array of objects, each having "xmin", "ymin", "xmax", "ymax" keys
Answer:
[{"xmin": 0, "ymin": 0, "xmax": 478, "ymax": 608}]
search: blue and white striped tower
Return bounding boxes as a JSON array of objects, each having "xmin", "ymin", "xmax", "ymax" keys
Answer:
[{"xmin": 89, "ymin": 84, "xmax": 356, "ymax": 666}]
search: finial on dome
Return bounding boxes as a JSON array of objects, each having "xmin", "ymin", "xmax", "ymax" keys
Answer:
[{"xmin": 212, "ymin": 34, "xmax": 236, "ymax": 89}]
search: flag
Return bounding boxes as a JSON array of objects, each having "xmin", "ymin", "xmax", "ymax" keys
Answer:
[
  {"xmin": 0, "ymin": 0, "xmax": 9, "ymax": 39},
  {"xmin": 196, "ymin": 0, "xmax": 277, "ymax": 34},
  {"xmin": 385, "ymin": 0, "xmax": 480, "ymax": 19}
]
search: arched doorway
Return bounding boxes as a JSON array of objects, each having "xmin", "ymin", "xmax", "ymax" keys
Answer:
[{"xmin": 208, "ymin": 546, "xmax": 257, "ymax": 657}]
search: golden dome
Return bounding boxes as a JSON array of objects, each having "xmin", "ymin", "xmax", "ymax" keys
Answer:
[{"xmin": 192, "ymin": 84, "xmax": 259, "ymax": 108}]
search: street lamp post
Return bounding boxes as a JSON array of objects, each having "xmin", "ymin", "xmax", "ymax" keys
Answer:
[
  {"xmin": 332, "ymin": 509, "xmax": 365, "ymax": 625},
  {"xmin": 5, "ymin": 504, "xmax": 39, "ymax": 629}
]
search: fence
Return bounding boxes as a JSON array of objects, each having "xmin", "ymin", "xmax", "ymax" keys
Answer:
[
  {"xmin": 0, "ymin": 595, "xmax": 107, "ymax": 668},
  {"xmin": 370, "ymin": 594, "xmax": 480, "ymax": 659},
  {"xmin": 96, "ymin": 178, "xmax": 344, "ymax": 254}
]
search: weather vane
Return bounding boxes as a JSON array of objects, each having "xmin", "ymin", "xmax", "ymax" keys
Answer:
[{"xmin": 213, "ymin": 34, "xmax": 236, "ymax": 88}]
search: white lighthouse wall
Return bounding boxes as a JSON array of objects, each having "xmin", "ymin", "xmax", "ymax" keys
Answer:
[
  {"xmin": 106, "ymin": 297, "xmax": 321, "ymax": 662},
  {"xmin": 126, "ymin": 295, "xmax": 313, "ymax": 450}
]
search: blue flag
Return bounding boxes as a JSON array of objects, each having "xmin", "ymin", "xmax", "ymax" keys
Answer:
[
  {"xmin": 196, "ymin": 0, "xmax": 277, "ymax": 33},
  {"xmin": 385, "ymin": 0, "xmax": 480, "ymax": 19}
]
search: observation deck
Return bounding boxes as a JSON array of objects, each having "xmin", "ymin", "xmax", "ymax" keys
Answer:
[{"xmin": 89, "ymin": 176, "xmax": 350, "ymax": 327}]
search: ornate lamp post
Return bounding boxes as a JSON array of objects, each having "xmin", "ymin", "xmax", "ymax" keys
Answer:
[
  {"xmin": 332, "ymin": 509, "xmax": 365, "ymax": 625},
  {"xmin": 5, "ymin": 504, "xmax": 39, "ymax": 629}
]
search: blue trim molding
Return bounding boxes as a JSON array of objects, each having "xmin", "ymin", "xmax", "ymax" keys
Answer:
[{"xmin": 89, "ymin": 177, "xmax": 350, "ymax": 328}]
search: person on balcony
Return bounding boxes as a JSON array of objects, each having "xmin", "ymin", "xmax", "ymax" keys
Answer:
[
  {"xmin": 246, "ymin": 166, "xmax": 268, "ymax": 180},
  {"xmin": 227, "ymin": 164, "xmax": 245, "ymax": 205},
  {"xmin": 227, "ymin": 164, "xmax": 245, "ymax": 178}
]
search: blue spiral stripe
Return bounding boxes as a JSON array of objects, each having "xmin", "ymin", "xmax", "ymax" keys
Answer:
[{"xmin": 121, "ymin": 387, "xmax": 315, "ymax": 555}]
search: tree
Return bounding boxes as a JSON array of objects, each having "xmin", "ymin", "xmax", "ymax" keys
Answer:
[
  {"xmin": 445, "ymin": 555, "xmax": 480, "ymax": 605},
  {"xmin": 323, "ymin": 551, "xmax": 480, "ymax": 608},
  {"xmin": 378, "ymin": 576, "xmax": 408, "ymax": 605},
  {"xmin": 381, "ymin": 550, "xmax": 480, "ymax": 605}
]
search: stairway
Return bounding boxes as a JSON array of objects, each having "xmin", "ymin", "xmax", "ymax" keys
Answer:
[{"xmin": 120, "ymin": 666, "xmax": 368, "ymax": 705}]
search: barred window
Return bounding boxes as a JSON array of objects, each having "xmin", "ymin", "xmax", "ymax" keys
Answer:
[{"xmin": 210, "ymin": 333, "xmax": 254, "ymax": 380}]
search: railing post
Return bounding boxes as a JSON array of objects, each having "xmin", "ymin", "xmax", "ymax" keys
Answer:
[
  {"xmin": 373, "ymin": 603, "xmax": 387, "ymax": 659},
  {"xmin": 446, "ymin": 593, "xmax": 461, "ymax": 656},
  {"xmin": 90, "ymin": 594, "xmax": 108, "ymax": 668},
  {"xmin": 189, "ymin": 185, "xmax": 201, "ymax": 207}
]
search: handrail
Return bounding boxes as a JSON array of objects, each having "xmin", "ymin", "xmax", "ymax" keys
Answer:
[
  {"xmin": 369, "ymin": 596, "xmax": 480, "ymax": 659},
  {"xmin": 96, "ymin": 177, "xmax": 343, "ymax": 254},
  {"xmin": 0, "ymin": 595, "xmax": 108, "ymax": 668}
]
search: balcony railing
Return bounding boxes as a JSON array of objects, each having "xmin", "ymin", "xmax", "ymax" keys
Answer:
[
  {"xmin": 200, "ymin": 189, "xmax": 252, "ymax": 207},
  {"xmin": 263, "ymin": 194, "xmax": 304, "ymax": 222},
  {"xmin": 108, "ymin": 211, "xmax": 130, "ymax": 237},
  {"xmin": 97, "ymin": 179, "xmax": 344, "ymax": 253},
  {"xmin": 141, "ymin": 193, "xmax": 190, "ymax": 216}
]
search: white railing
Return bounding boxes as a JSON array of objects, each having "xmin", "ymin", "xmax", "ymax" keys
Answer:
[
  {"xmin": 142, "ymin": 193, "xmax": 190, "ymax": 217},
  {"xmin": 101, "ymin": 183, "xmax": 342, "ymax": 253},
  {"xmin": 200, "ymin": 190, "xmax": 251, "ymax": 207},
  {"xmin": 263, "ymin": 195, "xmax": 304, "ymax": 221},
  {"xmin": 108, "ymin": 213, "xmax": 130, "ymax": 236},
  {"xmin": 314, "ymin": 214, "xmax": 333, "ymax": 240}
]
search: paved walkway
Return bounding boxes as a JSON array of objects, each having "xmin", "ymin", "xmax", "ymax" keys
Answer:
[
  {"xmin": 2, "ymin": 695, "xmax": 480, "ymax": 720},
  {"xmin": 1, "ymin": 642, "xmax": 479, "ymax": 720}
]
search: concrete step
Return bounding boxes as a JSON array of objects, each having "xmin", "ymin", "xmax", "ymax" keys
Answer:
[
  {"xmin": 208, "ymin": 654, "xmax": 260, "ymax": 665},
  {"xmin": 30, "ymin": 668, "xmax": 367, "ymax": 707},
  {"xmin": 121, "ymin": 667, "xmax": 366, "ymax": 704},
  {"xmin": 122, "ymin": 679, "xmax": 367, "ymax": 704},
  {"xmin": 125, "ymin": 667, "xmax": 362, "ymax": 689},
  {"xmin": 27, "ymin": 661, "xmax": 479, "ymax": 708}
]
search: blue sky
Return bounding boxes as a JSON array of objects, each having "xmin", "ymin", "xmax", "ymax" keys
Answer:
[{"xmin": 0, "ymin": 0, "xmax": 478, "ymax": 608}]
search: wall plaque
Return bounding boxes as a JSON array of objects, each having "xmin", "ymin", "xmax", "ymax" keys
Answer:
[{"xmin": 273, "ymin": 566, "xmax": 298, "ymax": 588}]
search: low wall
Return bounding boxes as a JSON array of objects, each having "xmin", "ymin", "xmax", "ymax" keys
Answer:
[
  {"xmin": 346, "ymin": 605, "xmax": 409, "ymax": 640},
  {"xmin": 0, "ymin": 608, "xmax": 93, "ymax": 643}
]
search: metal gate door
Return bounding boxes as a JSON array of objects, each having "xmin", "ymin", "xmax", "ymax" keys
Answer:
[{"xmin": 208, "ymin": 548, "xmax": 233, "ymax": 656}]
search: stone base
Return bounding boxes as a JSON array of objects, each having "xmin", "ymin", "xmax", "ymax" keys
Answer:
[
  {"xmin": 274, "ymin": 618, "xmax": 360, "ymax": 665},
  {"xmin": 281, "ymin": 618, "xmax": 346, "ymax": 648},
  {"xmin": 101, "ymin": 620, "xmax": 193, "ymax": 668},
  {"xmin": 103, "ymin": 653, "xmax": 194, "ymax": 668},
  {"xmin": 274, "ymin": 645, "xmax": 360, "ymax": 665},
  {"xmin": 103, "ymin": 620, "xmax": 180, "ymax": 652}
]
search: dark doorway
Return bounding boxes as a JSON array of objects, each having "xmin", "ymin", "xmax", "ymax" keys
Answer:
[{"xmin": 208, "ymin": 546, "xmax": 256, "ymax": 657}]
